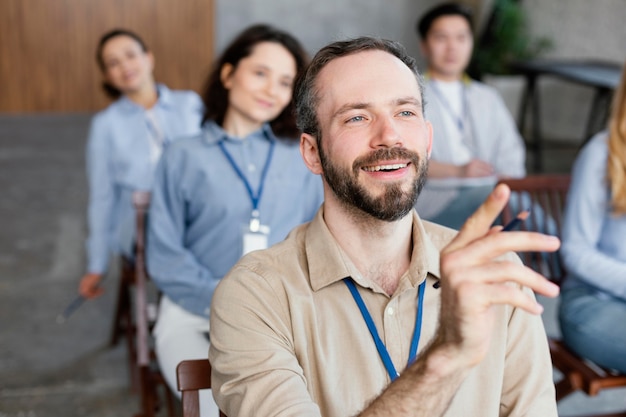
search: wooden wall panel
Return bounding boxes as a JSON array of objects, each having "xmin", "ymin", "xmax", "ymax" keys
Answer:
[{"xmin": 0, "ymin": 0, "xmax": 214, "ymax": 112}]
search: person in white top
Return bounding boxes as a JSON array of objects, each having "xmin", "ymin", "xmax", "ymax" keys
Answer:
[{"xmin": 414, "ymin": 3, "xmax": 526, "ymax": 229}]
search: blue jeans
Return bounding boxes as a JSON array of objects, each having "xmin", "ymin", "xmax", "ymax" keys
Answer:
[{"xmin": 558, "ymin": 286, "xmax": 626, "ymax": 373}]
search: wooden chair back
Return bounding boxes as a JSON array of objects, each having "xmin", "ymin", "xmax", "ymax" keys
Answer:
[
  {"xmin": 110, "ymin": 192, "xmax": 155, "ymax": 392},
  {"xmin": 110, "ymin": 255, "xmax": 137, "ymax": 386},
  {"xmin": 133, "ymin": 190, "xmax": 152, "ymax": 369},
  {"xmin": 498, "ymin": 174, "xmax": 570, "ymax": 285},
  {"xmin": 498, "ymin": 175, "xmax": 626, "ymax": 416},
  {"xmin": 132, "ymin": 191, "xmax": 176, "ymax": 417},
  {"xmin": 176, "ymin": 359, "xmax": 227, "ymax": 417}
]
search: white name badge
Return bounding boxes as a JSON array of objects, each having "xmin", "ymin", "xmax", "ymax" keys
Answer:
[
  {"xmin": 241, "ymin": 217, "xmax": 270, "ymax": 256},
  {"xmin": 242, "ymin": 231, "xmax": 269, "ymax": 255}
]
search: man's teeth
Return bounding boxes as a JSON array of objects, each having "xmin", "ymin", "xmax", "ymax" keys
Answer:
[{"xmin": 363, "ymin": 163, "xmax": 407, "ymax": 172}]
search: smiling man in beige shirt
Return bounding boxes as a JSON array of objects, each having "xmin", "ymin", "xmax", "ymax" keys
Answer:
[{"xmin": 209, "ymin": 36, "xmax": 559, "ymax": 417}]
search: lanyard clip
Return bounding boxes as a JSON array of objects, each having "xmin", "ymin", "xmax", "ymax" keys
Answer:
[{"xmin": 249, "ymin": 210, "xmax": 261, "ymax": 232}]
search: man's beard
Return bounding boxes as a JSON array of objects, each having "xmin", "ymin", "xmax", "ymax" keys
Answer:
[{"xmin": 319, "ymin": 144, "xmax": 428, "ymax": 222}]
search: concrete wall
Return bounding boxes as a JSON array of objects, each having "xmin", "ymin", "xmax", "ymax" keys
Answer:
[
  {"xmin": 526, "ymin": 0, "xmax": 625, "ymax": 62},
  {"xmin": 215, "ymin": 0, "xmax": 440, "ymax": 69},
  {"xmin": 523, "ymin": 0, "xmax": 626, "ymax": 142},
  {"xmin": 215, "ymin": 0, "xmax": 625, "ymax": 144}
]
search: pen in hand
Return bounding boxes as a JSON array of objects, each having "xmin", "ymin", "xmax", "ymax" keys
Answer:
[
  {"xmin": 501, "ymin": 209, "xmax": 531, "ymax": 232},
  {"xmin": 56, "ymin": 294, "xmax": 86, "ymax": 324},
  {"xmin": 56, "ymin": 276, "xmax": 103, "ymax": 324}
]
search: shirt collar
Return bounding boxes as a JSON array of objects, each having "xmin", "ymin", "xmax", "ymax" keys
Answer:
[
  {"xmin": 306, "ymin": 209, "xmax": 441, "ymax": 293},
  {"xmin": 117, "ymin": 83, "xmax": 172, "ymax": 111},
  {"xmin": 201, "ymin": 120, "xmax": 276, "ymax": 145},
  {"xmin": 155, "ymin": 83, "xmax": 173, "ymax": 107}
]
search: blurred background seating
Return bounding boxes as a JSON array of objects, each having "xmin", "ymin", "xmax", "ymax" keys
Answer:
[{"xmin": 1, "ymin": 0, "xmax": 625, "ymax": 415}]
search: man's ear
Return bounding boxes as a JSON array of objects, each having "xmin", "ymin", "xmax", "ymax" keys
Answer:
[
  {"xmin": 426, "ymin": 120, "xmax": 433, "ymax": 159},
  {"xmin": 300, "ymin": 133, "xmax": 323, "ymax": 175},
  {"xmin": 220, "ymin": 63, "xmax": 234, "ymax": 89}
]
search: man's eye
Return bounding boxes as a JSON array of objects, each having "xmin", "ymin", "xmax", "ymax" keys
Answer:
[
  {"xmin": 347, "ymin": 115, "xmax": 365, "ymax": 123},
  {"xmin": 399, "ymin": 110, "xmax": 415, "ymax": 117}
]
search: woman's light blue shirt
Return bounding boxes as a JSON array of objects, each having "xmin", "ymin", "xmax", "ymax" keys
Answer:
[
  {"xmin": 146, "ymin": 120, "xmax": 324, "ymax": 317},
  {"xmin": 561, "ymin": 131, "xmax": 626, "ymax": 301},
  {"xmin": 86, "ymin": 84, "xmax": 203, "ymax": 274}
]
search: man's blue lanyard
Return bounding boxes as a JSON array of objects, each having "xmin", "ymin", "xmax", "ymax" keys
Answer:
[
  {"xmin": 343, "ymin": 278, "xmax": 426, "ymax": 381},
  {"xmin": 218, "ymin": 139, "xmax": 275, "ymax": 212},
  {"xmin": 429, "ymin": 81, "xmax": 468, "ymax": 133}
]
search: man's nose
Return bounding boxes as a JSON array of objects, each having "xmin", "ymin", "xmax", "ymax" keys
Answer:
[{"xmin": 372, "ymin": 116, "xmax": 402, "ymax": 148}]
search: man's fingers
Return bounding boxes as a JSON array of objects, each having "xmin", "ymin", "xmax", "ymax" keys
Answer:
[
  {"xmin": 465, "ymin": 160, "xmax": 495, "ymax": 177},
  {"xmin": 444, "ymin": 183, "xmax": 510, "ymax": 253},
  {"xmin": 444, "ymin": 231, "xmax": 560, "ymax": 269},
  {"xmin": 479, "ymin": 283, "xmax": 546, "ymax": 315},
  {"xmin": 446, "ymin": 261, "xmax": 560, "ymax": 299}
]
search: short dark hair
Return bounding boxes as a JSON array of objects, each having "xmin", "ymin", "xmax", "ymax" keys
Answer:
[
  {"xmin": 96, "ymin": 29, "xmax": 149, "ymax": 99},
  {"xmin": 201, "ymin": 24, "xmax": 308, "ymax": 139},
  {"xmin": 294, "ymin": 37, "xmax": 425, "ymax": 140},
  {"xmin": 416, "ymin": 2, "xmax": 474, "ymax": 40}
]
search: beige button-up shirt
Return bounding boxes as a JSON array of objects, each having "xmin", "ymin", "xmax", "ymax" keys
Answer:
[{"xmin": 210, "ymin": 208, "xmax": 557, "ymax": 417}]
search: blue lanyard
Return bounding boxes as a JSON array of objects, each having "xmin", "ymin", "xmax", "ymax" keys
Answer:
[
  {"xmin": 343, "ymin": 278, "xmax": 426, "ymax": 381},
  {"xmin": 430, "ymin": 82, "xmax": 468, "ymax": 133},
  {"xmin": 218, "ymin": 139, "xmax": 275, "ymax": 212}
]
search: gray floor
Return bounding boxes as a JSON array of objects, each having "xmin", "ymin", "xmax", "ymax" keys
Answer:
[
  {"xmin": 0, "ymin": 114, "xmax": 624, "ymax": 416},
  {"xmin": 0, "ymin": 114, "xmax": 149, "ymax": 417}
]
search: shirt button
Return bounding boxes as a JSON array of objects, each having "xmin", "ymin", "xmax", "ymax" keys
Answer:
[
  {"xmin": 248, "ymin": 163, "xmax": 256, "ymax": 172},
  {"xmin": 387, "ymin": 307, "xmax": 394, "ymax": 316}
]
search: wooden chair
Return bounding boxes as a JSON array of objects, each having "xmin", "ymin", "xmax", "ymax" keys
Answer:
[
  {"xmin": 110, "ymin": 257, "xmax": 133, "ymax": 345},
  {"xmin": 110, "ymin": 254, "xmax": 138, "ymax": 390},
  {"xmin": 132, "ymin": 191, "xmax": 177, "ymax": 417},
  {"xmin": 176, "ymin": 359, "xmax": 227, "ymax": 417},
  {"xmin": 498, "ymin": 175, "xmax": 626, "ymax": 416},
  {"xmin": 110, "ymin": 200, "xmax": 147, "ymax": 393},
  {"xmin": 107, "ymin": 193, "xmax": 150, "ymax": 396},
  {"xmin": 498, "ymin": 174, "xmax": 570, "ymax": 285}
]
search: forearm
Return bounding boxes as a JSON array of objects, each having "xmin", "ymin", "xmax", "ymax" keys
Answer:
[
  {"xmin": 563, "ymin": 244, "xmax": 626, "ymax": 300},
  {"xmin": 86, "ymin": 184, "xmax": 116, "ymax": 273},
  {"xmin": 147, "ymin": 193, "xmax": 217, "ymax": 314},
  {"xmin": 86, "ymin": 120, "xmax": 116, "ymax": 274},
  {"xmin": 428, "ymin": 161, "xmax": 462, "ymax": 179},
  {"xmin": 147, "ymin": 235, "xmax": 219, "ymax": 316},
  {"xmin": 561, "ymin": 142, "xmax": 626, "ymax": 299},
  {"xmin": 86, "ymin": 215, "xmax": 110, "ymax": 273},
  {"xmin": 358, "ymin": 338, "xmax": 470, "ymax": 417}
]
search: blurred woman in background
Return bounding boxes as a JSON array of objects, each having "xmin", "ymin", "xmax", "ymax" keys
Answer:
[
  {"xmin": 147, "ymin": 24, "xmax": 323, "ymax": 414},
  {"xmin": 558, "ymin": 63, "xmax": 626, "ymax": 373},
  {"xmin": 78, "ymin": 29, "xmax": 203, "ymax": 299}
]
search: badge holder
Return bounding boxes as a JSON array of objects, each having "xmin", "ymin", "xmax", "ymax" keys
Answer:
[{"xmin": 242, "ymin": 210, "xmax": 270, "ymax": 256}]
